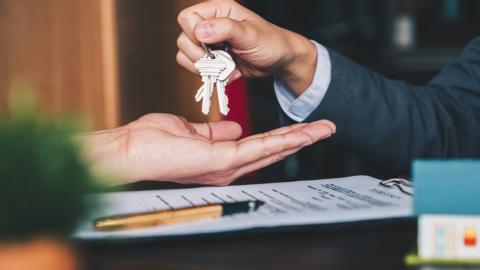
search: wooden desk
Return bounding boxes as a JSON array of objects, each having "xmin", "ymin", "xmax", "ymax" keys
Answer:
[
  {"xmin": 78, "ymin": 180, "xmax": 418, "ymax": 270},
  {"xmin": 78, "ymin": 223, "xmax": 416, "ymax": 270}
]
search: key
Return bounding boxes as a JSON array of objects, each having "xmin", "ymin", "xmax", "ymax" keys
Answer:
[
  {"xmin": 193, "ymin": 46, "xmax": 236, "ymax": 116},
  {"xmin": 216, "ymin": 79, "xmax": 228, "ymax": 115},
  {"xmin": 195, "ymin": 57, "xmax": 225, "ymax": 114},
  {"xmin": 194, "ymin": 54, "xmax": 226, "ymax": 114},
  {"xmin": 215, "ymin": 50, "xmax": 236, "ymax": 82},
  {"xmin": 201, "ymin": 75, "xmax": 212, "ymax": 114},
  {"xmin": 214, "ymin": 50, "xmax": 236, "ymax": 115},
  {"xmin": 211, "ymin": 51, "xmax": 235, "ymax": 115}
]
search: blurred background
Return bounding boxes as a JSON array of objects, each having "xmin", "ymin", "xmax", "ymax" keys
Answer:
[{"xmin": 1, "ymin": 0, "xmax": 479, "ymax": 182}]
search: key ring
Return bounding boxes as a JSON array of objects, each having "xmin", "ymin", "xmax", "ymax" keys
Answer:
[
  {"xmin": 379, "ymin": 178, "xmax": 413, "ymax": 196},
  {"xmin": 201, "ymin": 42, "xmax": 215, "ymax": 58}
]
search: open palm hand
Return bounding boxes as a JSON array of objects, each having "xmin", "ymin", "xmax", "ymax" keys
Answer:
[{"xmin": 81, "ymin": 113, "xmax": 335, "ymax": 186}]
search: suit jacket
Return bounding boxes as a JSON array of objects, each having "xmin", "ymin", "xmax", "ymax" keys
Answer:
[{"xmin": 301, "ymin": 37, "xmax": 480, "ymax": 177}]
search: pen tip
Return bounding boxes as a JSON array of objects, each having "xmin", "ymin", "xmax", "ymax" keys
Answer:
[{"xmin": 253, "ymin": 200, "xmax": 265, "ymax": 210}]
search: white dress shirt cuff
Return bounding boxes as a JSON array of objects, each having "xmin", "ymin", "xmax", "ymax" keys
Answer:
[{"xmin": 273, "ymin": 40, "xmax": 331, "ymax": 122}]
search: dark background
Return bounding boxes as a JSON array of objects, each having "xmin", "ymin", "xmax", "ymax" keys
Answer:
[
  {"xmin": 116, "ymin": 0, "xmax": 480, "ymax": 183},
  {"xmin": 242, "ymin": 0, "xmax": 480, "ymax": 182}
]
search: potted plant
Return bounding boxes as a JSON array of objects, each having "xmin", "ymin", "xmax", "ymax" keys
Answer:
[{"xmin": 0, "ymin": 91, "xmax": 99, "ymax": 270}]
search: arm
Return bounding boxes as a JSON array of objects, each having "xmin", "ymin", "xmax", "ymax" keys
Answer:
[
  {"xmin": 78, "ymin": 113, "xmax": 335, "ymax": 185},
  {"xmin": 307, "ymin": 38, "xmax": 480, "ymax": 174},
  {"xmin": 176, "ymin": 1, "xmax": 480, "ymax": 175}
]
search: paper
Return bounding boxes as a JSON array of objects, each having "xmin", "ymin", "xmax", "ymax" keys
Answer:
[{"xmin": 75, "ymin": 175, "xmax": 413, "ymax": 240}]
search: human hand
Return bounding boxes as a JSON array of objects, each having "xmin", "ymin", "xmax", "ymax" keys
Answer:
[
  {"xmin": 79, "ymin": 113, "xmax": 335, "ymax": 186},
  {"xmin": 176, "ymin": 0, "xmax": 317, "ymax": 96}
]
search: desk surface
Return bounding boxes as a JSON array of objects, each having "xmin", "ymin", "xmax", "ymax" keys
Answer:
[
  {"xmin": 79, "ymin": 220, "xmax": 418, "ymax": 270},
  {"xmin": 77, "ymin": 181, "xmax": 416, "ymax": 270}
]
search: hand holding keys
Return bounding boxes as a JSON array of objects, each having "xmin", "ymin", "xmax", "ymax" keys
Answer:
[{"xmin": 194, "ymin": 43, "xmax": 236, "ymax": 116}]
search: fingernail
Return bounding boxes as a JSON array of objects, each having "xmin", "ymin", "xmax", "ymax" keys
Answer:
[
  {"xmin": 320, "ymin": 133, "xmax": 332, "ymax": 140},
  {"xmin": 301, "ymin": 138, "xmax": 315, "ymax": 147},
  {"xmin": 230, "ymin": 70, "xmax": 242, "ymax": 81},
  {"xmin": 301, "ymin": 132, "xmax": 330, "ymax": 147},
  {"xmin": 196, "ymin": 22, "xmax": 215, "ymax": 39},
  {"xmin": 323, "ymin": 120, "xmax": 336, "ymax": 133}
]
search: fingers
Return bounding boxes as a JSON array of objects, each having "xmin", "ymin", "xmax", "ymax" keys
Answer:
[
  {"xmin": 229, "ymin": 70, "xmax": 242, "ymax": 82},
  {"xmin": 179, "ymin": 5, "xmax": 256, "ymax": 50},
  {"xmin": 316, "ymin": 120, "xmax": 336, "ymax": 133},
  {"xmin": 239, "ymin": 123, "xmax": 308, "ymax": 142},
  {"xmin": 239, "ymin": 120, "xmax": 335, "ymax": 143},
  {"xmin": 191, "ymin": 121, "xmax": 242, "ymax": 141},
  {"xmin": 177, "ymin": 2, "xmax": 214, "ymax": 72},
  {"xmin": 229, "ymin": 146, "xmax": 303, "ymax": 183},
  {"xmin": 177, "ymin": 0, "xmax": 247, "ymax": 43},
  {"xmin": 231, "ymin": 130, "xmax": 309, "ymax": 167},
  {"xmin": 177, "ymin": 17, "xmax": 254, "ymax": 72},
  {"xmin": 195, "ymin": 146, "xmax": 302, "ymax": 187},
  {"xmin": 207, "ymin": 120, "xmax": 335, "ymax": 185},
  {"xmin": 214, "ymin": 120, "xmax": 335, "ymax": 170},
  {"xmin": 166, "ymin": 120, "xmax": 335, "ymax": 187},
  {"xmin": 194, "ymin": 18, "xmax": 254, "ymax": 48},
  {"xmin": 176, "ymin": 51, "xmax": 197, "ymax": 74},
  {"xmin": 233, "ymin": 120, "xmax": 336, "ymax": 167},
  {"xmin": 171, "ymin": 145, "xmax": 302, "ymax": 187},
  {"xmin": 297, "ymin": 119, "xmax": 336, "ymax": 140},
  {"xmin": 177, "ymin": 2, "xmax": 219, "ymax": 45},
  {"xmin": 177, "ymin": 46, "xmax": 243, "ymax": 82},
  {"xmin": 177, "ymin": 32, "xmax": 205, "ymax": 63}
]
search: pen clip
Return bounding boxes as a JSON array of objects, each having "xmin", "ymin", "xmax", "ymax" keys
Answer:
[{"xmin": 379, "ymin": 178, "xmax": 413, "ymax": 196}]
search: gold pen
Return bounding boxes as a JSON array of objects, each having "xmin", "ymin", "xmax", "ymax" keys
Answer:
[{"xmin": 94, "ymin": 200, "xmax": 265, "ymax": 231}]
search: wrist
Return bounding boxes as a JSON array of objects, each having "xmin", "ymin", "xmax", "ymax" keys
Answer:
[
  {"xmin": 277, "ymin": 31, "xmax": 317, "ymax": 96},
  {"xmin": 75, "ymin": 127, "xmax": 130, "ymax": 185}
]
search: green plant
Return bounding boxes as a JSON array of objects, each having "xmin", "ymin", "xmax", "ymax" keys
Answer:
[{"xmin": 0, "ymin": 89, "xmax": 100, "ymax": 240}]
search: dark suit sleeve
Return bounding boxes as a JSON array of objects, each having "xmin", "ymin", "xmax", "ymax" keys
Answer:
[{"xmin": 306, "ymin": 37, "xmax": 480, "ymax": 175}]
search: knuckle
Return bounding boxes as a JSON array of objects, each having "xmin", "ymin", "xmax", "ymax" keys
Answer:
[
  {"xmin": 209, "ymin": 0, "xmax": 232, "ymax": 11},
  {"xmin": 271, "ymin": 154, "xmax": 283, "ymax": 165},
  {"xmin": 176, "ymin": 51, "xmax": 183, "ymax": 63},
  {"xmin": 176, "ymin": 34, "xmax": 187, "ymax": 49},
  {"xmin": 207, "ymin": 0, "xmax": 222, "ymax": 9},
  {"xmin": 262, "ymin": 130, "xmax": 273, "ymax": 137},
  {"xmin": 138, "ymin": 113, "xmax": 155, "ymax": 121},
  {"xmin": 176, "ymin": 116, "xmax": 189, "ymax": 127},
  {"xmin": 260, "ymin": 136, "xmax": 273, "ymax": 158},
  {"xmin": 139, "ymin": 113, "xmax": 169, "ymax": 123},
  {"xmin": 177, "ymin": 10, "xmax": 189, "ymax": 25},
  {"xmin": 279, "ymin": 133, "xmax": 288, "ymax": 151},
  {"xmin": 262, "ymin": 148, "xmax": 271, "ymax": 158},
  {"xmin": 223, "ymin": 18, "xmax": 235, "ymax": 34}
]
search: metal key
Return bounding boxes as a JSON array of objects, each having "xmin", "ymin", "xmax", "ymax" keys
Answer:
[
  {"xmin": 194, "ymin": 54, "xmax": 226, "ymax": 114},
  {"xmin": 214, "ymin": 51, "xmax": 236, "ymax": 115},
  {"xmin": 194, "ymin": 44, "xmax": 236, "ymax": 115},
  {"xmin": 216, "ymin": 79, "xmax": 228, "ymax": 115}
]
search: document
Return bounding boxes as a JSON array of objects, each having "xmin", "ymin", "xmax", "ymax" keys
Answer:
[{"xmin": 75, "ymin": 175, "xmax": 413, "ymax": 240}]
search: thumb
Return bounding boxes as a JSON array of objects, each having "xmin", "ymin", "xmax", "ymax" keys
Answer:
[
  {"xmin": 194, "ymin": 18, "xmax": 253, "ymax": 48},
  {"xmin": 191, "ymin": 121, "xmax": 242, "ymax": 141}
]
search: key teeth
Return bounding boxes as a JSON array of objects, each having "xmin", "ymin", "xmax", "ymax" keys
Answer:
[
  {"xmin": 219, "ymin": 107, "xmax": 230, "ymax": 116},
  {"xmin": 195, "ymin": 85, "xmax": 204, "ymax": 102},
  {"xmin": 202, "ymin": 96, "xmax": 211, "ymax": 115}
]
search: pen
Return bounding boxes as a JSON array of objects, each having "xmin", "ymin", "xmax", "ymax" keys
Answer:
[{"xmin": 94, "ymin": 200, "xmax": 265, "ymax": 231}]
